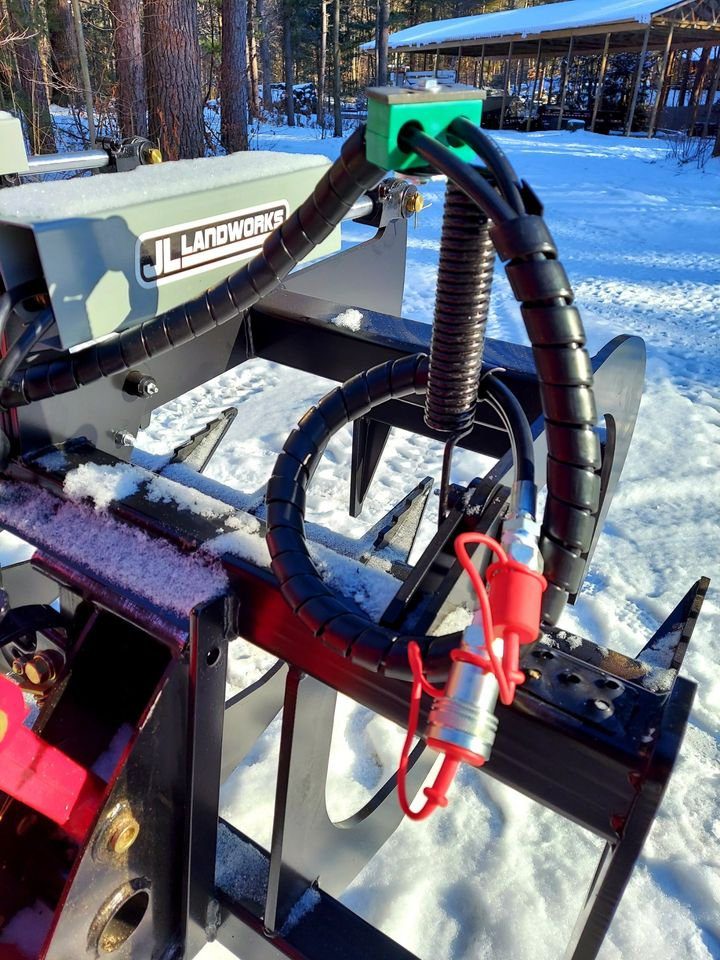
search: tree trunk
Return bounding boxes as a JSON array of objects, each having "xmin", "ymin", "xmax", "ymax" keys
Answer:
[
  {"xmin": 256, "ymin": 0, "xmax": 273, "ymax": 113},
  {"xmin": 332, "ymin": 0, "xmax": 341, "ymax": 136},
  {"xmin": 221, "ymin": 0, "xmax": 248, "ymax": 151},
  {"xmin": 376, "ymin": 0, "xmax": 388, "ymax": 86},
  {"xmin": 145, "ymin": 0, "xmax": 204, "ymax": 159},
  {"xmin": 282, "ymin": 1, "xmax": 294, "ymax": 126},
  {"xmin": 110, "ymin": 0, "xmax": 146, "ymax": 137},
  {"xmin": 45, "ymin": 0, "xmax": 78, "ymax": 106},
  {"xmin": 317, "ymin": 0, "xmax": 326, "ymax": 126},
  {"xmin": 713, "ymin": 121, "xmax": 720, "ymax": 157},
  {"xmin": 6, "ymin": 0, "xmax": 56, "ymax": 153},
  {"xmin": 246, "ymin": 0, "xmax": 259, "ymax": 118}
]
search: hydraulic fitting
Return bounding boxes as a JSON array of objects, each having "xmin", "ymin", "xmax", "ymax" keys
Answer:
[
  {"xmin": 500, "ymin": 509, "xmax": 544, "ymax": 574},
  {"xmin": 425, "ymin": 623, "xmax": 500, "ymax": 765}
]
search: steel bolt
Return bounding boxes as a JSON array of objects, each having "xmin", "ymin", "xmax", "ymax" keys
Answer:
[
  {"xmin": 527, "ymin": 668, "xmax": 542, "ymax": 681},
  {"xmin": 107, "ymin": 813, "xmax": 140, "ymax": 855},
  {"xmin": 592, "ymin": 699, "xmax": 611, "ymax": 712},
  {"xmin": 24, "ymin": 653, "xmax": 56, "ymax": 686},
  {"xmin": 113, "ymin": 430, "xmax": 136, "ymax": 448},
  {"xmin": 123, "ymin": 371, "xmax": 159, "ymax": 398}
]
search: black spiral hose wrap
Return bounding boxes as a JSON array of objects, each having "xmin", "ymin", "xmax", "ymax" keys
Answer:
[
  {"xmin": 1, "ymin": 126, "xmax": 384, "ymax": 409},
  {"xmin": 490, "ymin": 214, "xmax": 601, "ymax": 625},
  {"xmin": 424, "ymin": 180, "xmax": 494, "ymax": 437},
  {"xmin": 266, "ymin": 352, "xmax": 461, "ymax": 683}
]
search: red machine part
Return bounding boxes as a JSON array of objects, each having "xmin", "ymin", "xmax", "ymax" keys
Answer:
[
  {"xmin": 398, "ymin": 532, "xmax": 546, "ymax": 820},
  {"xmin": 0, "ymin": 675, "xmax": 105, "ymax": 842}
]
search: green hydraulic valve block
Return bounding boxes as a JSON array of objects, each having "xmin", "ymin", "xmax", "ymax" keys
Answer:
[{"xmin": 366, "ymin": 84, "xmax": 484, "ymax": 173}]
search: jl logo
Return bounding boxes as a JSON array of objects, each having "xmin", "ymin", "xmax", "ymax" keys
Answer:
[{"xmin": 137, "ymin": 201, "xmax": 289, "ymax": 287}]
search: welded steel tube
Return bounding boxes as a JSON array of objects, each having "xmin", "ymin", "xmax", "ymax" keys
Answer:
[
  {"xmin": 343, "ymin": 195, "xmax": 374, "ymax": 221},
  {"xmin": 24, "ymin": 151, "xmax": 110, "ymax": 176}
]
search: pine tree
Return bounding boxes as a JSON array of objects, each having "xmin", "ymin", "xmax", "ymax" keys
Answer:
[
  {"xmin": 145, "ymin": 0, "xmax": 205, "ymax": 159},
  {"xmin": 110, "ymin": 0, "xmax": 147, "ymax": 137},
  {"xmin": 221, "ymin": 0, "xmax": 249, "ymax": 150},
  {"xmin": 6, "ymin": 0, "xmax": 56, "ymax": 153}
]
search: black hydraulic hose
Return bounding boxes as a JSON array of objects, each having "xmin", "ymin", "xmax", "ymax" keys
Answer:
[
  {"xmin": 425, "ymin": 179, "xmax": 496, "ymax": 522},
  {"xmin": 266, "ymin": 352, "xmax": 461, "ymax": 684},
  {"xmin": 481, "ymin": 374, "xmax": 534, "ymax": 488},
  {"xmin": 399, "ymin": 127, "xmax": 514, "ymax": 226},
  {"xmin": 1, "ymin": 126, "xmax": 384, "ymax": 410},
  {"xmin": 448, "ymin": 117, "xmax": 525, "ymax": 215},
  {"xmin": 266, "ymin": 354, "xmax": 537, "ymax": 684},
  {"xmin": 406, "ymin": 119, "xmax": 601, "ymax": 624},
  {"xmin": 424, "ymin": 180, "xmax": 494, "ymax": 437},
  {"xmin": 0, "ymin": 309, "xmax": 56, "ymax": 388},
  {"xmin": 0, "ymin": 280, "xmax": 45, "ymax": 345}
]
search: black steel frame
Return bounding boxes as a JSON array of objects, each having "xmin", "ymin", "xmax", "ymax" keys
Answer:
[{"xmin": 0, "ymin": 215, "xmax": 707, "ymax": 960}]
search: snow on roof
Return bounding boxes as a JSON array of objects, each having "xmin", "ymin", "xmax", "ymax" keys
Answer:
[{"xmin": 362, "ymin": 0, "xmax": 673, "ymax": 50}]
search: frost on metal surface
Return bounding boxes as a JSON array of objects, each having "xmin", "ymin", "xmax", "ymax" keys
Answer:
[
  {"xmin": 0, "ymin": 480, "xmax": 228, "ymax": 616},
  {"xmin": 0, "ymin": 151, "xmax": 329, "ymax": 222},
  {"xmin": 215, "ymin": 822, "xmax": 269, "ymax": 906}
]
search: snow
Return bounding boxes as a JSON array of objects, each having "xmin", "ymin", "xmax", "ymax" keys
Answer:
[
  {"xmin": 0, "ymin": 150, "xmax": 328, "ymax": 223},
  {"xmin": 362, "ymin": 0, "xmax": 666, "ymax": 51},
  {"xmin": 0, "ymin": 479, "xmax": 228, "ymax": 617},
  {"xmin": 331, "ymin": 307, "xmax": 364, "ymax": 331},
  {"xmin": 2, "ymin": 120, "xmax": 719, "ymax": 958},
  {"xmin": 183, "ymin": 124, "xmax": 718, "ymax": 960}
]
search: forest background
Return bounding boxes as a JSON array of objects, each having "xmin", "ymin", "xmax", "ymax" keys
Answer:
[{"xmin": 1, "ymin": 0, "xmax": 719, "ymax": 164}]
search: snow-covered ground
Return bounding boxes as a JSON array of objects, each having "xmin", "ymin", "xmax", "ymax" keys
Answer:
[
  {"xmin": 131, "ymin": 125, "xmax": 720, "ymax": 960},
  {"xmin": 3, "ymin": 120, "xmax": 719, "ymax": 958}
]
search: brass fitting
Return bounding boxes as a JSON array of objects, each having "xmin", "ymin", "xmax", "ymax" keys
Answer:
[
  {"xmin": 143, "ymin": 146, "xmax": 163, "ymax": 165},
  {"xmin": 107, "ymin": 812, "xmax": 140, "ymax": 855},
  {"xmin": 404, "ymin": 191, "xmax": 425, "ymax": 216},
  {"xmin": 94, "ymin": 804, "xmax": 141, "ymax": 861}
]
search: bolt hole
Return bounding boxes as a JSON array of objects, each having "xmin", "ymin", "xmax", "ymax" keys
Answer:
[
  {"xmin": 206, "ymin": 647, "xmax": 221, "ymax": 667},
  {"xmin": 534, "ymin": 650, "xmax": 555, "ymax": 660},
  {"xmin": 98, "ymin": 890, "xmax": 149, "ymax": 953},
  {"xmin": 603, "ymin": 679, "xmax": 621, "ymax": 690},
  {"xmin": 560, "ymin": 672, "xmax": 582, "ymax": 684}
]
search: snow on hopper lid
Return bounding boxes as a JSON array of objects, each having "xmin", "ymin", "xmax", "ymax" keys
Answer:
[
  {"xmin": 362, "ymin": 0, "xmax": 664, "ymax": 50},
  {"xmin": 0, "ymin": 151, "xmax": 329, "ymax": 223}
]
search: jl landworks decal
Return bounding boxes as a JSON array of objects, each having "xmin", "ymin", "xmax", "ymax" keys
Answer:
[{"xmin": 136, "ymin": 201, "xmax": 289, "ymax": 287}]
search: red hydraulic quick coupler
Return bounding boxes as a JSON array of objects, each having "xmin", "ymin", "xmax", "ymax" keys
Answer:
[
  {"xmin": 0, "ymin": 675, "xmax": 105, "ymax": 842},
  {"xmin": 398, "ymin": 531, "xmax": 546, "ymax": 820}
]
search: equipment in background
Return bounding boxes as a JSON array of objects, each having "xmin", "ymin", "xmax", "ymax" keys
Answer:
[
  {"xmin": 0, "ymin": 87, "xmax": 707, "ymax": 960},
  {"xmin": 0, "ymin": 111, "xmax": 162, "ymax": 188}
]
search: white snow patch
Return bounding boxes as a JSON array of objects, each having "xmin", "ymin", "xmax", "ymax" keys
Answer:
[
  {"xmin": 0, "ymin": 899, "xmax": 54, "ymax": 954},
  {"xmin": 331, "ymin": 308, "xmax": 363, "ymax": 332},
  {"xmin": 64, "ymin": 462, "xmax": 141, "ymax": 510},
  {"xmin": 205, "ymin": 526, "xmax": 270, "ymax": 569},
  {"xmin": 92, "ymin": 723, "xmax": 134, "ymax": 781},
  {"xmin": 281, "ymin": 887, "xmax": 322, "ymax": 935}
]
